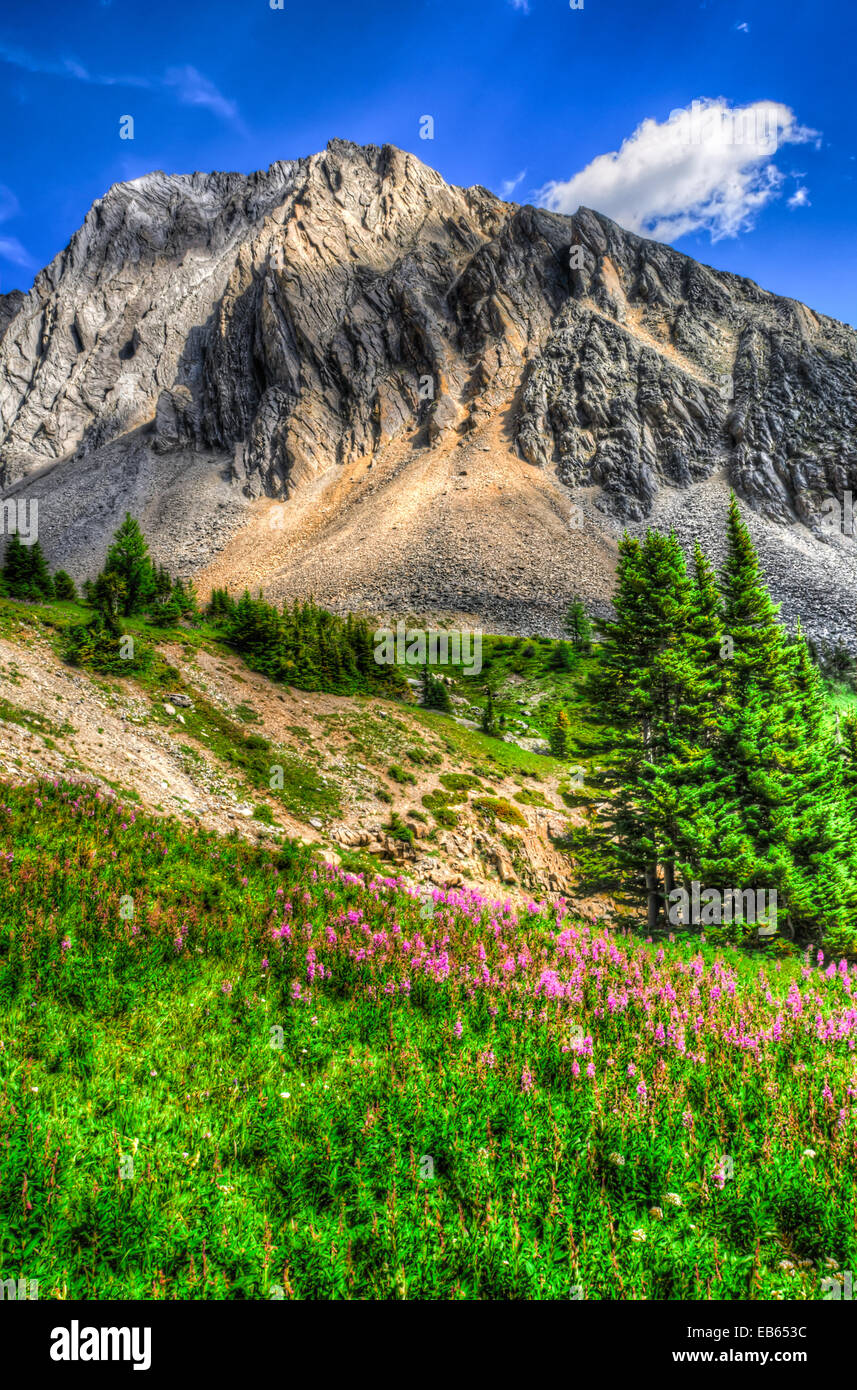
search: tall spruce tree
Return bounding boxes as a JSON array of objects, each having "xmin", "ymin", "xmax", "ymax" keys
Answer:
[
  {"xmin": 588, "ymin": 531, "xmax": 701, "ymax": 928},
  {"xmin": 587, "ymin": 504, "xmax": 857, "ymax": 944}
]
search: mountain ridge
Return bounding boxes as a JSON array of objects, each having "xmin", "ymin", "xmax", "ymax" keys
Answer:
[{"xmin": 2, "ymin": 139, "xmax": 856, "ymax": 646}]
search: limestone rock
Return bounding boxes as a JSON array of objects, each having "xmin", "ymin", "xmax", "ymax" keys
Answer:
[{"xmin": 2, "ymin": 141, "xmax": 857, "ymax": 650}]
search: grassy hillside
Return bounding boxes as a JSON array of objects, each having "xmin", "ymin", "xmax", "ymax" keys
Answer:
[{"xmin": 2, "ymin": 777, "xmax": 856, "ymax": 1300}]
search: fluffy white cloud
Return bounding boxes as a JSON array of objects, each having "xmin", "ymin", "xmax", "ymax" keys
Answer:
[
  {"xmin": 788, "ymin": 185, "xmax": 811, "ymax": 208},
  {"xmin": 538, "ymin": 99, "xmax": 820, "ymax": 243}
]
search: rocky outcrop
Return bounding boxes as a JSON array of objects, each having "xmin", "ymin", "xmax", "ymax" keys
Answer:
[{"xmin": 2, "ymin": 140, "xmax": 857, "ymax": 646}]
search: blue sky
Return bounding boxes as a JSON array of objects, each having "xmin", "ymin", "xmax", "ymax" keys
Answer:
[{"xmin": 1, "ymin": 0, "xmax": 855, "ymax": 325}]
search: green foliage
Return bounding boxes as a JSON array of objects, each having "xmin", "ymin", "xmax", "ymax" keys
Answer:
[
  {"xmin": 481, "ymin": 685, "xmax": 499, "ymax": 737},
  {"xmin": 587, "ymin": 496, "xmax": 857, "ymax": 946},
  {"xmin": 419, "ymin": 665, "xmax": 453, "ymax": 712},
  {"xmin": 62, "ymin": 614, "xmax": 153, "ymax": 675},
  {"xmin": 386, "ymin": 811, "xmax": 415, "ymax": 846},
  {"xmin": 549, "ymin": 709, "xmax": 572, "ymax": 759},
  {"xmin": 564, "ymin": 596, "xmax": 592, "ymax": 651},
  {"xmin": 103, "ymin": 514, "xmax": 157, "ymax": 615},
  {"xmin": 53, "ymin": 570, "xmax": 78, "ymax": 602},
  {"xmin": 4, "ymin": 779, "xmax": 852, "ymax": 1300},
  {"xmin": 473, "ymin": 796, "xmax": 527, "ymax": 827},
  {"xmin": 209, "ymin": 590, "xmax": 406, "ymax": 699},
  {"xmin": 1, "ymin": 532, "xmax": 54, "ymax": 600}
]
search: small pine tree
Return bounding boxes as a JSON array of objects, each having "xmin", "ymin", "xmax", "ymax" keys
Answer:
[
  {"xmin": 53, "ymin": 570, "xmax": 78, "ymax": 602},
  {"xmin": 1, "ymin": 533, "xmax": 53, "ymax": 600},
  {"xmin": 481, "ymin": 685, "xmax": 498, "ymax": 736},
  {"xmin": 91, "ymin": 572, "xmax": 125, "ymax": 634},
  {"xmin": 550, "ymin": 639, "xmax": 576, "ymax": 671},
  {"xmin": 28, "ymin": 541, "xmax": 54, "ymax": 600},
  {"xmin": 419, "ymin": 666, "xmax": 452, "ymax": 713},
  {"xmin": 102, "ymin": 514, "xmax": 156, "ymax": 615},
  {"xmin": 549, "ymin": 709, "xmax": 571, "ymax": 759},
  {"xmin": 1, "ymin": 531, "xmax": 32, "ymax": 598},
  {"xmin": 564, "ymin": 597, "xmax": 592, "ymax": 651}
]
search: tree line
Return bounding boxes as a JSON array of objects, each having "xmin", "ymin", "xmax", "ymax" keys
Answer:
[{"xmin": 11, "ymin": 513, "xmax": 404, "ymax": 697}]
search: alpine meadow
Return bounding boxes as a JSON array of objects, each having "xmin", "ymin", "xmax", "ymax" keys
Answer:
[{"xmin": 1, "ymin": 0, "xmax": 857, "ymax": 1347}]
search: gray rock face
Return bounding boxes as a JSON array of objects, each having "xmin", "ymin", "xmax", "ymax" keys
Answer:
[
  {"xmin": 0, "ymin": 142, "xmax": 506, "ymax": 497},
  {"xmin": 1, "ymin": 139, "xmax": 856, "ymax": 643}
]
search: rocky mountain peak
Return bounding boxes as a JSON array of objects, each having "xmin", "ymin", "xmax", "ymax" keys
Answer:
[{"xmin": 1, "ymin": 142, "xmax": 856, "ymax": 648}]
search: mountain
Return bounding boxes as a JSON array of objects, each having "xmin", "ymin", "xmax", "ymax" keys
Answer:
[{"xmin": 2, "ymin": 139, "xmax": 856, "ymax": 643}]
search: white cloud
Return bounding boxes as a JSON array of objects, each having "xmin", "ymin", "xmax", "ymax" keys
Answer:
[
  {"xmin": 538, "ymin": 98, "xmax": 820, "ymax": 243},
  {"xmin": 788, "ymin": 185, "xmax": 811, "ymax": 208},
  {"xmin": 501, "ymin": 169, "xmax": 527, "ymax": 198},
  {"xmin": 0, "ymin": 185, "xmax": 33, "ymax": 269},
  {"xmin": 0, "ymin": 44, "xmax": 242, "ymax": 126},
  {"xmin": 0, "ymin": 185, "xmax": 20, "ymax": 222},
  {"xmin": 0, "ymin": 41, "xmax": 150, "ymax": 87},
  {"xmin": 735, "ymin": 21, "xmax": 750, "ymax": 32},
  {"xmin": 508, "ymin": 0, "xmax": 530, "ymax": 11},
  {"xmin": 163, "ymin": 65, "xmax": 243, "ymax": 128},
  {"xmin": 0, "ymin": 236, "xmax": 35, "ymax": 268}
]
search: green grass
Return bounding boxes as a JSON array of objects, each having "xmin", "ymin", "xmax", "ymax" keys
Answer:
[{"xmin": 2, "ymin": 778, "xmax": 856, "ymax": 1301}]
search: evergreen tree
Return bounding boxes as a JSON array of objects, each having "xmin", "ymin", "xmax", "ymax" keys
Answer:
[
  {"xmin": 550, "ymin": 639, "xmax": 576, "ymax": 672},
  {"xmin": 481, "ymin": 685, "xmax": 499, "ymax": 736},
  {"xmin": 102, "ymin": 514, "xmax": 156, "ymax": 615},
  {"xmin": 588, "ymin": 531, "xmax": 701, "ymax": 928},
  {"xmin": 564, "ymin": 597, "xmax": 592, "ymax": 651},
  {"xmin": 1, "ymin": 531, "xmax": 32, "ymax": 598},
  {"xmin": 53, "ymin": 570, "xmax": 78, "ymax": 602},
  {"xmin": 721, "ymin": 493, "xmax": 788, "ymax": 699},
  {"xmin": 1, "ymin": 533, "xmax": 53, "ymax": 600},
  {"xmin": 586, "ymin": 499, "xmax": 857, "ymax": 944},
  {"xmin": 91, "ymin": 572, "xmax": 124, "ymax": 633},
  {"xmin": 549, "ymin": 709, "xmax": 571, "ymax": 759},
  {"xmin": 27, "ymin": 541, "xmax": 54, "ymax": 599},
  {"xmin": 419, "ymin": 666, "xmax": 452, "ymax": 713}
]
